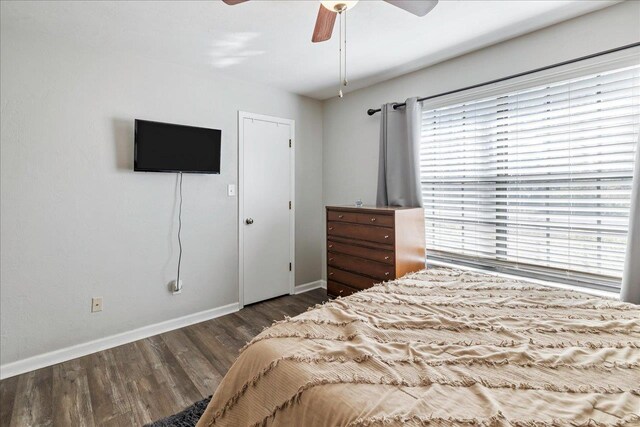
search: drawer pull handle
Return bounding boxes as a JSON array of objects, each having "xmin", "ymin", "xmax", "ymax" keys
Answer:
[
  {"xmin": 338, "ymin": 215, "xmax": 344, "ymax": 219},
  {"xmin": 329, "ymin": 272, "xmax": 334, "ymax": 276},
  {"xmin": 329, "ymin": 258, "xmax": 334, "ymax": 261},
  {"xmin": 329, "ymin": 244, "xmax": 333, "ymax": 248},
  {"xmin": 384, "ymin": 235, "xmax": 389, "ymax": 239},
  {"xmin": 384, "ymin": 256, "xmax": 390, "ymax": 260},
  {"xmin": 370, "ymin": 218, "xmax": 376, "ymax": 222},
  {"xmin": 329, "ymin": 227, "xmax": 334, "ymax": 231},
  {"xmin": 385, "ymin": 272, "xmax": 390, "ymax": 276}
]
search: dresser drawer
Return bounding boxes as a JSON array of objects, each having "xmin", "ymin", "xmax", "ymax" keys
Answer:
[
  {"xmin": 328, "ymin": 267, "xmax": 379, "ymax": 290},
  {"xmin": 327, "ymin": 241, "xmax": 394, "ymax": 265},
  {"xmin": 328, "ymin": 210, "xmax": 394, "ymax": 228},
  {"xmin": 356, "ymin": 213, "xmax": 394, "ymax": 227},
  {"xmin": 327, "ymin": 281, "xmax": 358, "ymax": 297},
  {"xmin": 327, "ymin": 210, "xmax": 359, "ymax": 224},
  {"xmin": 328, "ymin": 252, "xmax": 393, "ymax": 280},
  {"xmin": 327, "ymin": 222, "xmax": 394, "ymax": 245}
]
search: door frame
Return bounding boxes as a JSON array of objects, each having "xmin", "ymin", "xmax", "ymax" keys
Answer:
[{"xmin": 238, "ymin": 111, "xmax": 295, "ymax": 309}]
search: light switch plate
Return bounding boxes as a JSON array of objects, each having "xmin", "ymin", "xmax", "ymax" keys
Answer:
[{"xmin": 227, "ymin": 184, "xmax": 236, "ymax": 197}]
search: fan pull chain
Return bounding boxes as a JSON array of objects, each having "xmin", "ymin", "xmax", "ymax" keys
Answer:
[
  {"xmin": 338, "ymin": 11, "xmax": 343, "ymax": 98},
  {"xmin": 344, "ymin": 10, "xmax": 348, "ymax": 88},
  {"xmin": 337, "ymin": 10, "xmax": 349, "ymax": 98}
]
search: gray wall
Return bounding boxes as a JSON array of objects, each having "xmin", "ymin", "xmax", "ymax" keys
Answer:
[
  {"xmin": 322, "ymin": 1, "xmax": 640, "ymax": 278},
  {"xmin": 0, "ymin": 33, "xmax": 324, "ymax": 365}
]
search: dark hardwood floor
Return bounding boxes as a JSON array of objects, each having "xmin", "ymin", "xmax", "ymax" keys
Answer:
[{"xmin": 0, "ymin": 289, "xmax": 328, "ymax": 427}]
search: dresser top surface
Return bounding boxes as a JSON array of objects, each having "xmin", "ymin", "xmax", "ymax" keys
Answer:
[{"xmin": 326, "ymin": 205, "xmax": 423, "ymax": 213}]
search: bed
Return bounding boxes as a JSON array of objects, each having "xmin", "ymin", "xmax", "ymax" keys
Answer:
[{"xmin": 196, "ymin": 268, "xmax": 640, "ymax": 426}]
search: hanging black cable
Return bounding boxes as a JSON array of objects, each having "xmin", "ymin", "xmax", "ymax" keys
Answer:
[
  {"xmin": 175, "ymin": 172, "xmax": 183, "ymax": 292},
  {"xmin": 366, "ymin": 42, "xmax": 640, "ymax": 115}
]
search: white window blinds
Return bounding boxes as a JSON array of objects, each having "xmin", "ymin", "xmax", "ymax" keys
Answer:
[{"xmin": 420, "ymin": 64, "xmax": 640, "ymax": 291}]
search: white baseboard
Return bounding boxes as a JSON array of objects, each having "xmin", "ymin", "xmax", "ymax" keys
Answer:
[
  {"xmin": 0, "ymin": 302, "xmax": 239, "ymax": 380},
  {"xmin": 2, "ymin": 283, "xmax": 326, "ymax": 379},
  {"xmin": 294, "ymin": 280, "xmax": 327, "ymax": 294}
]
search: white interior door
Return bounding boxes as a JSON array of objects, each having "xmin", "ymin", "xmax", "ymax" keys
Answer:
[{"xmin": 240, "ymin": 112, "xmax": 293, "ymax": 306}]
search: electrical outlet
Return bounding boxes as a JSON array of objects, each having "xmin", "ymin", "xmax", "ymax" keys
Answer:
[
  {"xmin": 91, "ymin": 297, "xmax": 103, "ymax": 313},
  {"xmin": 170, "ymin": 280, "xmax": 183, "ymax": 294}
]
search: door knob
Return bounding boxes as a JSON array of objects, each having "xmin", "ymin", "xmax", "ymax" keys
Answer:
[{"xmin": 245, "ymin": 218, "xmax": 254, "ymax": 225}]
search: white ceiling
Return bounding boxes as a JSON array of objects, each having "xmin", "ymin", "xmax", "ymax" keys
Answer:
[{"xmin": 0, "ymin": 0, "xmax": 619, "ymax": 100}]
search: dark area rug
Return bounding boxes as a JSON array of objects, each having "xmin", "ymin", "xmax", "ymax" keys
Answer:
[{"xmin": 145, "ymin": 396, "xmax": 212, "ymax": 427}]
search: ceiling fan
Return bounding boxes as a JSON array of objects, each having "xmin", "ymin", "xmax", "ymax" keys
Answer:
[{"xmin": 222, "ymin": 0, "xmax": 439, "ymax": 97}]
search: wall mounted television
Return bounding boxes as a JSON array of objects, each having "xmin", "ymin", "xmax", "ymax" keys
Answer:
[{"xmin": 134, "ymin": 119, "xmax": 221, "ymax": 174}]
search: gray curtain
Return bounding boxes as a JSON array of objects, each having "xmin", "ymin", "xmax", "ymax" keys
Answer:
[
  {"xmin": 621, "ymin": 134, "xmax": 640, "ymax": 304},
  {"xmin": 376, "ymin": 97, "xmax": 423, "ymax": 207}
]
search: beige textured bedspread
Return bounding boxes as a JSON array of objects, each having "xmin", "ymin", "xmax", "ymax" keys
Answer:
[{"xmin": 197, "ymin": 268, "xmax": 640, "ymax": 426}]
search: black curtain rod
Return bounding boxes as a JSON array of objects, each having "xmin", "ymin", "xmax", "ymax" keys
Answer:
[{"xmin": 366, "ymin": 41, "xmax": 640, "ymax": 116}]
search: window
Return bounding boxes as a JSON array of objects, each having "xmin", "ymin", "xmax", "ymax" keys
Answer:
[{"xmin": 420, "ymin": 63, "xmax": 640, "ymax": 291}]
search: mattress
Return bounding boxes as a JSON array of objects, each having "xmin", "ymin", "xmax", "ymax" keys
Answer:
[{"xmin": 196, "ymin": 268, "xmax": 640, "ymax": 426}]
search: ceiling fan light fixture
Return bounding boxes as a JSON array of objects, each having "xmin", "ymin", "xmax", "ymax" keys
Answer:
[{"xmin": 320, "ymin": 0, "xmax": 359, "ymax": 13}]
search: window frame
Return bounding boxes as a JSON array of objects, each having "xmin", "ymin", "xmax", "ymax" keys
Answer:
[{"xmin": 419, "ymin": 48, "xmax": 640, "ymax": 293}]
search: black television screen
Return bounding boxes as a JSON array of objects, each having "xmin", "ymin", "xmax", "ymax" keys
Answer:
[{"xmin": 134, "ymin": 119, "xmax": 221, "ymax": 174}]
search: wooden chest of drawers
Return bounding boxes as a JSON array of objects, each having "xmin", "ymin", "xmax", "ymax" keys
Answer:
[{"xmin": 326, "ymin": 206, "xmax": 425, "ymax": 297}]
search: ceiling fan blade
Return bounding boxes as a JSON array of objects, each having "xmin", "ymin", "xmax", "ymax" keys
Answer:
[
  {"xmin": 384, "ymin": 0, "xmax": 438, "ymax": 17},
  {"xmin": 221, "ymin": 0, "xmax": 249, "ymax": 5},
  {"xmin": 312, "ymin": 4, "xmax": 337, "ymax": 43}
]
